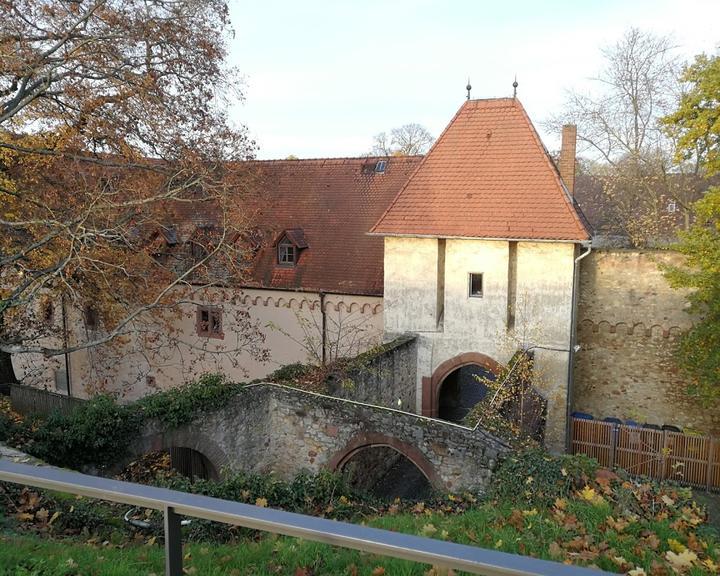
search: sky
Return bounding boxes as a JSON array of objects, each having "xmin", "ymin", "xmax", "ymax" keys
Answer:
[{"xmin": 225, "ymin": 0, "xmax": 720, "ymax": 160}]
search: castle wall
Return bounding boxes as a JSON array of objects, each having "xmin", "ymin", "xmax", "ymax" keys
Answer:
[
  {"xmin": 12, "ymin": 288, "xmax": 383, "ymax": 400},
  {"xmin": 573, "ymin": 249, "xmax": 720, "ymax": 435}
]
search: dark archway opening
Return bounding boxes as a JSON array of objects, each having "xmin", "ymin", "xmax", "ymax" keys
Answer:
[
  {"xmin": 438, "ymin": 364, "xmax": 496, "ymax": 423},
  {"xmin": 339, "ymin": 446, "xmax": 433, "ymax": 501},
  {"xmin": 119, "ymin": 448, "xmax": 218, "ymax": 483},
  {"xmin": 169, "ymin": 447, "xmax": 219, "ymax": 481}
]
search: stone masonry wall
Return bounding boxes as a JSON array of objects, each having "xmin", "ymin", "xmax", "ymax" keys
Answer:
[
  {"xmin": 326, "ymin": 335, "xmax": 417, "ymax": 412},
  {"xmin": 265, "ymin": 385, "xmax": 509, "ymax": 492},
  {"xmin": 131, "ymin": 383, "xmax": 509, "ymax": 493},
  {"xmin": 573, "ymin": 249, "xmax": 720, "ymax": 435}
]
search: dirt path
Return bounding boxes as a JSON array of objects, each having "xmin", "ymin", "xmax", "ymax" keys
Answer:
[{"xmin": 0, "ymin": 443, "xmax": 44, "ymax": 466}]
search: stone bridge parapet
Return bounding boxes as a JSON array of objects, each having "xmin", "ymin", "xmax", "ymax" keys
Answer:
[{"xmin": 129, "ymin": 383, "xmax": 510, "ymax": 493}]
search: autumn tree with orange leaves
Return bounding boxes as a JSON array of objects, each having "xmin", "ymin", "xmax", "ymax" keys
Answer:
[{"xmin": 0, "ymin": 0, "xmax": 268, "ymax": 388}]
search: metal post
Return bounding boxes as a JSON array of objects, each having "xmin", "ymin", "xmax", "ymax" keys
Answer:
[{"xmin": 164, "ymin": 506, "xmax": 183, "ymax": 576}]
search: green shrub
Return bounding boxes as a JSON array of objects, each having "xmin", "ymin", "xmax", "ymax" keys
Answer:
[
  {"xmin": 0, "ymin": 411, "xmax": 15, "ymax": 442},
  {"xmin": 31, "ymin": 395, "xmax": 142, "ymax": 470},
  {"xmin": 157, "ymin": 468, "xmax": 361, "ymax": 516},
  {"xmin": 137, "ymin": 469, "xmax": 368, "ymax": 541},
  {"xmin": 137, "ymin": 374, "xmax": 242, "ymax": 428},
  {"xmin": 490, "ymin": 448, "xmax": 598, "ymax": 507},
  {"xmin": 268, "ymin": 363, "xmax": 315, "ymax": 384},
  {"xmin": 11, "ymin": 374, "xmax": 246, "ymax": 471}
]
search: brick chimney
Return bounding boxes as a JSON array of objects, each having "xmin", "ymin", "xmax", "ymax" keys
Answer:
[{"xmin": 559, "ymin": 124, "xmax": 577, "ymax": 196}]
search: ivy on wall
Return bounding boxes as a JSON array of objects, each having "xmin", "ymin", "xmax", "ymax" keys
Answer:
[{"xmin": 0, "ymin": 374, "xmax": 245, "ymax": 470}]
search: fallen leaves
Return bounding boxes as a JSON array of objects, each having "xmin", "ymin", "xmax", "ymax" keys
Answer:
[
  {"xmin": 425, "ymin": 567, "xmax": 455, "ymax": 576},
  {"xmin": 507, "ymin": 509, "xmax": 524, "ymax": 530},
  {"xmin": 577, "ymin": 485, "xmax": 605, "ymax": 506},
  {"xmin": 548, "ymin": 541, "xmax": 563, "ymax": 559},
  {"xmin": 604, "ymin": 515, "xmax": 630, "ymax": 532},
  {"xmin": 665, "ymin": 549, "xmax": 698, "ymax": 572}
]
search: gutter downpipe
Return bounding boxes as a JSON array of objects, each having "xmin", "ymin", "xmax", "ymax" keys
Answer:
[
  {"xmin": 565, "ymin": 241, "xmax": 592, "ymax": 452},
  {"xmin": 319, "ymin": 292, "xmax": 326, "ymax": 366},
  {"xmin": 61, "ymin": 293, "xmax": 72, "ymax": 397}
]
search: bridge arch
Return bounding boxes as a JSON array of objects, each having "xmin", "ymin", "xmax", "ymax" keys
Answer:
[
  {"xmin": 422, "ymin": 352, "xmax": 503, "ymax": 419},
  {"xmin": 327, "ymin": 432, "xmax": 444, "ymax": 491},
  {"xmin": 124, "ymin": 427, "xmax": 230, "ymax": 481}
]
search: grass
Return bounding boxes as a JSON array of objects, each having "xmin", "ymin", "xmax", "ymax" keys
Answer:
[
  {"xmin": 0, "ymin": 531, "xmax": 461, "ymax": 576},
  {"xmin": 2, "ymin": 498, "xmax": 719, "ymax": 575},
  {"xmin": 2, "ymin": 447, "xmax": 719, "ymax": 574}
]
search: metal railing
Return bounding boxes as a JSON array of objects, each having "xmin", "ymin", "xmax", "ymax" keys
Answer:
[{"xmin": 0, "ymin": 460, "xmax": 609, "ymax": 576}]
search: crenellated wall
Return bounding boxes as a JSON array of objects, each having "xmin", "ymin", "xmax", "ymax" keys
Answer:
[
  {"xmin": 12, "ymin": 288, "xmax": 383, "ymax": 400},
  {"xmin": 572, "ymin": 249, "xmax": 720, "ymax": 436}
]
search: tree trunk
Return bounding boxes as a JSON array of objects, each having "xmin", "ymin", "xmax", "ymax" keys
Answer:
[{"xmin": 0, "ymin": 349, "xmax": 18, "ymax": 385}]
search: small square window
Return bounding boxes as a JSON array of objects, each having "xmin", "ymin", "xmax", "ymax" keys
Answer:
[
  {"xmin": 41, "ymin": 300, "xmax": 54, "ymax": 324},
  {"xmin": 197, "ymin": 305, "xmax": 223, "ymax": 338},
  {"xmin": 469, "ymin": 273, "xmax": 483, "ymax": 298},
  {"xmin": 54, "ymin": 368, "xmax": 68, "ymax": 393},
  {"xmin": 85, "ymin": 306, "xmax": 99, "ymax": 330},
  {"xmin": 375, "ymin": 160, "xmax": 387, "ymax": 173}
]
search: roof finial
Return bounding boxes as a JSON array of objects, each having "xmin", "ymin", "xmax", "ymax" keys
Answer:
[
  {"xmin": 466, "ymin": 78, "xmax": 472, "ymax": 100},
  {"xmin": 512, "ymin": 75, "xmax": 518, "ymax": 99}
]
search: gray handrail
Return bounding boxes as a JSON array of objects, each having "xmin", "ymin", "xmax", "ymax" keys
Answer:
[{"xmin": 0, "ymin": 460, "xmax": 609, "ymax": 576}]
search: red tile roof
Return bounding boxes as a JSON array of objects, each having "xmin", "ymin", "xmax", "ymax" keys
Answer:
[
  {"xmin": 243, "ymin": 156, "xmax": 422, "ymax": 296},
  {"xmin": 370, "ymin": 98, "xmax": 590, "ymax": 241}
]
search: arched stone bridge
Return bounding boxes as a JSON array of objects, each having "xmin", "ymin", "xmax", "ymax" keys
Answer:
[{"xmin": 130, "ymin": 383, "xmax": 510, "ymax": 493}]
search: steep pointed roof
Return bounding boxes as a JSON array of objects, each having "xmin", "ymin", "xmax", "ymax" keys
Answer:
[{"xmin": 370, "ymin": 98, "xmax": 590, "ymax": 241}]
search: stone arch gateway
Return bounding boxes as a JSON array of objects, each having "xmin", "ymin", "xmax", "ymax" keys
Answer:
[{"xmin": 422, "ymin": 352, "xmax": 503, "ymax": 418}]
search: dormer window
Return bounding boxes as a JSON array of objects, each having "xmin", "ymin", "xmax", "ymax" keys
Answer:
[
  {"xmin": 375, "ymin": 160, "xmax": 387, "ymax": 173},
  {"xmin": 190, "ymin": 241, "xmax": 208, "ymax": 260},
  {"xmin": 276, "ymin": 229, "xmax": 308, "ymax": 267},
  {"xmin": 189, "ymin": 225, "xmax": 216, "ymax": 261},
  {"xmin": 278, "ymin": 238, "xmax": 296, "ymax": 266}
]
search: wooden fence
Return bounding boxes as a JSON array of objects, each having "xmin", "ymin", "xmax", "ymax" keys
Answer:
[
  {"xmin": 8, "ymin": 382, "xmax": 85, "ymax": 417},
  {"xmin": 571, "ymin": 418, "xmax": 720, "ymax": 491}
]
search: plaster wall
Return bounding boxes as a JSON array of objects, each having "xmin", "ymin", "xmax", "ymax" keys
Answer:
[
  {"xmin": 13, "ymin": 288, "xmax": 383, "ymax": 400},
  {"xmin": 384, "ymin": 237, "xmax": 578, "ymax": 451},
  {"xmin": 383, "ymin": 237, "xmax": 440, "ymax": 333}
]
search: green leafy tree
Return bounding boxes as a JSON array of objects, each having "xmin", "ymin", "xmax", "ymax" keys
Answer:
[
  {"xmin": 662, "ymin": 54, "xmax": 720, "ymax": 399},
  {"xmin": 665, "ymin": 54, "xmax": 720, "ymax": 174}
]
